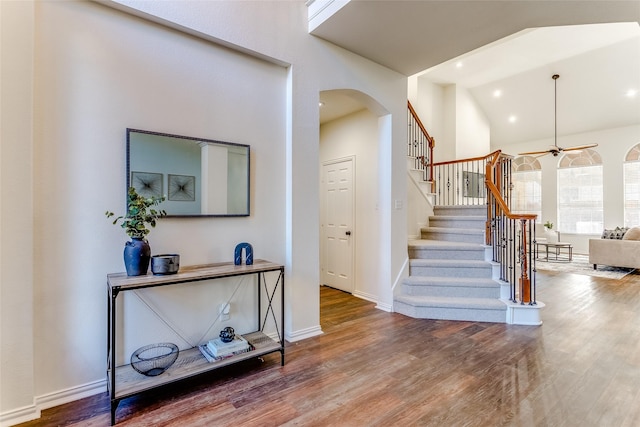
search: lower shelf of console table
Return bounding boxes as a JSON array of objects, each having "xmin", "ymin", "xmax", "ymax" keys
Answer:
[{"xmin": 108, "ymin": 331, "xmax": 281, "ymax": 400}]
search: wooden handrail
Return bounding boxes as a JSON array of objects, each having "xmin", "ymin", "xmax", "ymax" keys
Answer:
[
  {"xmin": 433, "ymin": 150, "xmax": 509, "ymax": 167},
  {"xmin": 407, "ymin": 101, "xmax": 435, "ymax": 147},
  {"xmin": 484, "ymin": 150, "xmax": 536, "ymax": 221}
]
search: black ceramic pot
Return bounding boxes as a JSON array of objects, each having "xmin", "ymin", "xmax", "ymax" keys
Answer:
[
  {"xmin": 123, "ymin": 237, "xmax": 151, "ymax": 276},
  {"xmin": 151, "ymin": 254, "xmax": 180, "ymax": 275}
]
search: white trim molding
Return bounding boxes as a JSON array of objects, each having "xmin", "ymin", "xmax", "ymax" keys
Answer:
[
  {"xmin": 0, "ymin": 379, "xmax": 106, "ymax": 427},
  {"xmin": 285, "ymin": 325, "xmax": 323, "ymax": 343}
]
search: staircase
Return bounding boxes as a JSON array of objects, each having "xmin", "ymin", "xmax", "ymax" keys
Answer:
[{"xmin": 395, "ymin": 205, "xmax": 509, "ymax": 323}]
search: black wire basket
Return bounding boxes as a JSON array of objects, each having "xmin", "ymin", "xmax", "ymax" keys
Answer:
[{"xmin": 130, "ymin": 343, "xmax": 179, "ymax": 376}]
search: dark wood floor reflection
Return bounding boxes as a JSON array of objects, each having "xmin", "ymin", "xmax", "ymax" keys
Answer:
[{"xmin": 18, "ymin": 269, "xmax": 640, "ymax": 427}]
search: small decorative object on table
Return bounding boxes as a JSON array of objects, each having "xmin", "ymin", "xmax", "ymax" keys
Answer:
[
  {"xmin": 151, "ymin": 254, "xmax": 180, "ymax": 275},
  {"xmin": 219, "ymin": 326, "xmax": 235, "ymax": 343},
  {"xmin": 130, "ymin": 343, "xmax": 179, "ymax": 376},
  {"xmin": 234, "ymin": 242, "xmax": 253, "ymax": 265}
]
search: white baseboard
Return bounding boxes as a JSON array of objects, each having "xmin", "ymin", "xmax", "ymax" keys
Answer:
[
  {"xmin": 375, "ymin": 301, "xmax": 393, "ymax": 312},
  {"xmin": 36, "ymin": 378, "xmax": 107, "ymax": 410},
  {"xmin": 352, "ymin": 289, "xmax": 377, "ymax": 303},
  {"xmin": 0, "ymin": 379, "xmax": 106, "ymax": 427},
  {"xmin": 0, "ymin": 403, "xmax": 40, "ymax": 427},
  {"xmin": 285, "ymin": 325, "xmax": 323, "ymax": 342},
  {"xmin": 351, "ymin": 290, "xmax": 393, "ymax": 312}
]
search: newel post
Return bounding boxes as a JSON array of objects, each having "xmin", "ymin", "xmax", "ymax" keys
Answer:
[{"xmin": 519, "ymin": 219, "xmax": 531, "ymax": 304}]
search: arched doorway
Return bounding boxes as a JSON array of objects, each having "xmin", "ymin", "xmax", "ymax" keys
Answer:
[{"xmin": 318, "ymin": 89, "xmax": 390, "ymax": 303}]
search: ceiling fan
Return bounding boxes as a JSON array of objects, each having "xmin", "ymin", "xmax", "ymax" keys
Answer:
[{"xmin": 519, "ymin": 74, "xmax": 598, "ymax": 157}]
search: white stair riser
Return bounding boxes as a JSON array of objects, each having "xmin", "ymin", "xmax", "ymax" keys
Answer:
[
  {"xmin": 408, "ymin": 247, "xmax": 485, "ymax": 260},
  {"xmin": 421, "ymin": 230, "xmax": 484, "ymax": 244},
  {"xmin": 409, "ymin": 264, "xmax": 493, "ymax": 278},
  {"xmin": 433, "ymin": 206, "xmax": 486, "ymax": 217},
  {"xmin": 394, "ymin": 301, "xmax": 506, "ymax": 323},
  {"xmin": 428, "ymin": 218, "xmax": 485, "ymax": 230},
  {"xmin": 401, "ymin": 283, "xmax": 500, "ymax": 298}
]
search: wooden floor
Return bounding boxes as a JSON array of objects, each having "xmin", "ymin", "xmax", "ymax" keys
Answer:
[{"xmin": 17, "ymin": 268, "xmax": 640, "ymax": 427}]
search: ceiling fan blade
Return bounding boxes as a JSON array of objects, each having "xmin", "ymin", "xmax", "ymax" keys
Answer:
[
  {"xmin": 518, "ymin": 150, "xmax": 551, "ymax": 156},
  {"xmin": 562, "ymin": 143, "xmax": 598, "ymax": 151}
]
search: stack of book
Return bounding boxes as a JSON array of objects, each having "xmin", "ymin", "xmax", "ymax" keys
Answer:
[{"xmin": 199, "ymin": 335, "xmax": 251, "ymax": 362}]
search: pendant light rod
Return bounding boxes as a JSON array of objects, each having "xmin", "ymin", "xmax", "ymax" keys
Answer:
[
  {"xmin": 518, "ymin": 73, "xmax": 597, "ymax": 157},
  {"xmin": 553, "ymin": 74, "xmax": 559, "ymax": 148}
]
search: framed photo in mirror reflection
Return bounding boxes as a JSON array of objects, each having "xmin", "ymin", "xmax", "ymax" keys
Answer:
[
  {"xmin": 131, "ymin": 171, "xmax": 163, "ymax": 199},
  {"xmin": 168, "ymin": 174, "xmax": 196, "ymax": 201}
]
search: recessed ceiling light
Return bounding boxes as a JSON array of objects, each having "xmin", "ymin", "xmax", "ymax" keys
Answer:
[
  {"xmin": 508, "ymin": 115, "xmax": 517, "ymax": 123},
  {"xmin": 626, "ymin": 89, "xmax": 638, "ymax": 98},
  {"xmin": 455, "ymin": 61, "xmax": 463, "ymax": 69},
  {"xmin": 493, "ymin": 90, "xmax": 502, "ymax": 98}
]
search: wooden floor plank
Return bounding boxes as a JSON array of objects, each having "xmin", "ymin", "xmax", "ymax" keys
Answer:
[{"xmin": 15, "ymin": 270, "xmax": 640, "ymax": 426}]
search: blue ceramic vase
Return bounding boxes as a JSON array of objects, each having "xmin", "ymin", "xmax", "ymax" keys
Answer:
[{"xmin": 123, "ymin": 238, "xmax": 151, "ymax": 276}]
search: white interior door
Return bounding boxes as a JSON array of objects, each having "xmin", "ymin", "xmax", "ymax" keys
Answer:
[{"xmin": 322, "ymin": 158, "xmax": 354, "ymax": 293}]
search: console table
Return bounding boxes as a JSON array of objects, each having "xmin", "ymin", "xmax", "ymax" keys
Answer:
[{"xmin": 107, "ymin": 260, "xmax": 284, "ymax": 425}]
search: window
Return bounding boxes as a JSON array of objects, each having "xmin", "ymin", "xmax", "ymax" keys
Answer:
[
  {"xmin": 624, "ymin": 144, "xmax": 640, "ymax": 227},
  {"xmin": 557, "ymin": 149, "xmax": 603, "ymax": 234},
  {"xmin": 511, "ymin": 156, "xmax": 542, "ymax": 222}
]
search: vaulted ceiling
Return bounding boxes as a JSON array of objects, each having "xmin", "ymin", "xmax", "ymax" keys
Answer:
[{"xmin": 313, "ymin": 1, "xmax": 640, "ymax": 146}]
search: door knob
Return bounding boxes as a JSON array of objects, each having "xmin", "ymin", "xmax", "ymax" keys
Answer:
[{"xmin": 345, "ymin": 231, "xmax": 351, "ymax": 236}]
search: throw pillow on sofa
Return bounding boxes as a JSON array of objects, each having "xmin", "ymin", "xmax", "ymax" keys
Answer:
[
  {"xmin": 602, "ymin": 227, "xmax": 629, "ymax": 239},
  {"xmin": 622, "ymin": 226, "xmax": 640, "ymax": 241},
  {"xmin": 601, "ymin": 229, "xmax": 614, "ymax": 239}
]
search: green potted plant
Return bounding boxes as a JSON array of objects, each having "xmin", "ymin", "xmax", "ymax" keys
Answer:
[
  {"xmin": 543, "ymin": 220, "xmax": 558, "ymax": 243},
  {"xmin": 106, "ymin": 187, "xmax": 166, "ymax": 276}
]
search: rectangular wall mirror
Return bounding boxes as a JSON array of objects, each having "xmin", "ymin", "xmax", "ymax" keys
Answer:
[{"xmin": 126, "ymin": 128, "xmax": 250, "ymax": 217}]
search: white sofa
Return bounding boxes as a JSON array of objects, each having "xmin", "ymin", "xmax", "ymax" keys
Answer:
[{"xmin": 589, "ymin": 226, "xmax": 640, "ymax": 270}]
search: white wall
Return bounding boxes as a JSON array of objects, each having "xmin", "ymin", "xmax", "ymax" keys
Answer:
[
  {"xmin": 455, "ymin": 86, "xmax": 491, "ymax": 158},
  {"xmin": 411, "ymin": 76, "xmax": 445, "ymax": 152},
  {"xmin": 0, "ymin": 0, "xmax": 408, "ymax": 423},
  {"xmin": 494, "ymin": 124, "xmax": 640, "ymax": 253},
  {"xmin": 0, "ymin": 0, "xmax": 36, "ymax": 417},
  {"xmin": 410, "ymin": 77, "xmax": 490, "ymax": 162},
  {"xmin": 319, "ymin": 108, "xmax": 383, "ymax": 304}
]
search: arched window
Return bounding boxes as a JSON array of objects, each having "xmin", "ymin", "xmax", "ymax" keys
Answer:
[
  {"xmin": 624, "ymin": 143, "xmax": 640, "ymax": 227},
  {"xmin": 512, "ymin": 156, "xmax": 542, "ymax": 222},
  {"xmin": 557, "ymin": 148, "xmax": 603, "ymax": 234}
]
